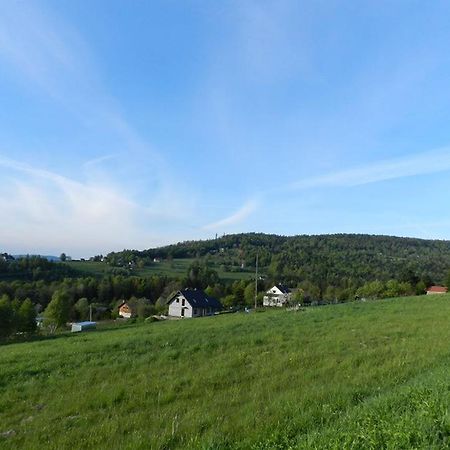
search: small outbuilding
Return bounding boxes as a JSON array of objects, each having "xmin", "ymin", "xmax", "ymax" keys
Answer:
[
  {"xmin": 71, "ymin": 321, "xmax": 97, "ymax": 332},
  {"xmin": 426, "ymin": 286, "xmax": 448, "ymax": 295},
  {"xmin": 167, "ymin": 288, "xmax": 222, "ymax": 318}
]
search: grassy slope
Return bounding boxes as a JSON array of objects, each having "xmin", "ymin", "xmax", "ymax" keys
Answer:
[
  {"xmin": 1, "ymin": 296, "xmax": 450, "ymax": 449},
  {"xmin": 66, "ymin": 259, "xmax": 254, "ymax": 281}
]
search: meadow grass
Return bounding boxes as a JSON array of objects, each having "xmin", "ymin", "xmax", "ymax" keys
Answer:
[{"xmin": 1, "ymin": 295, "xmax": 450, "ymax": 449}]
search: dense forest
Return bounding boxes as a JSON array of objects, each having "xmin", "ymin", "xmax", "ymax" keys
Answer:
[{"xmin": 107, "ymin": 233, "xmax": 450, "ymax": 288}]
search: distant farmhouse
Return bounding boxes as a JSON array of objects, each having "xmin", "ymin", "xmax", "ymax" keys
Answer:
[
  {"xmin": 118, "ymin": 301, "xmax": 135, "ymax": 318},
  {"xmin": 168, "ymin": 288, "xmax": 222, "ymax": 318},
  {"xmin": 426, "ymin": 286, "xmax": 448, "ymax": 295},
  {"xmin": 263, "ymin": 284, "xmax": 292, "ymax": 307}
]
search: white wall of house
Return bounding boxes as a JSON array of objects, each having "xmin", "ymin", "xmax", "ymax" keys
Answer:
[
  {"xmin": 168, "ymin": 294, "xmax": 193, "ymax": 318},
  {"xmin": 168, "ymin": 293, "xmax": 218, "ymax": 318},
  {"xmin": 263, "ymin": 286, "xmax": 291, "ymax": 307}
]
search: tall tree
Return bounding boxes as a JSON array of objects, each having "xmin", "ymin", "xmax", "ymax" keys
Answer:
[
  {"xmin": 0, "ymin": 295, "xmax": 14, "ymax": 338},
  {"xmin": 18, "ymin": 298, "xmax": 37, "ymax": 333},
  {"xmin": 74, "ymin": 297, "xmax": 89, "ymax": 321},
  {"xmin": 44, "ymin": 290, "xmax": 70, "ymax": 332},
  {"xmin": 244, "ymin": 282, "xmax": 256, "ymax": 306}
]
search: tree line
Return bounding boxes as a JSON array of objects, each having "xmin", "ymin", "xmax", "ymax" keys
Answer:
[{"xmin": 0, "ymin": 255, "xmax": 76, "ymax": 281}]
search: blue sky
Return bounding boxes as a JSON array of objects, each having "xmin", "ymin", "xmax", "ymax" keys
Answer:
[{"xmin": 1, "ymin": 0, "xmax": 450, "ymax": 257}]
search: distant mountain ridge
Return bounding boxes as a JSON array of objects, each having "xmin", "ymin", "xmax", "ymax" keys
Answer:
[{"xmin": 13, "ymin": 255, "xmax": 61, "ymax": 262}]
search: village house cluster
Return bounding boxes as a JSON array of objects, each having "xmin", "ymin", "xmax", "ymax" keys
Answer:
[{"xmin": 111, "ymin": 283, "xmax": 449, "ymax": 322}]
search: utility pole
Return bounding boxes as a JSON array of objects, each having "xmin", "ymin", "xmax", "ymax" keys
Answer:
[{"xmin": 254, "ymin": 253, "xmax": 258, "ymax": 310}]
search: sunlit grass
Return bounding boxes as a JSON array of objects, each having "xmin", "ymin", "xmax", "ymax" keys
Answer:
[{"xmin": 1, "ymin": 295, "xmax": 450, "ymax": 449}]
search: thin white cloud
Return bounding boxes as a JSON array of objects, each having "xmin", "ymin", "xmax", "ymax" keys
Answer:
[
  {"xmin": 202, "ymin": 199, "xmax": 259, "ymax": 231},
  {"xmin": 0, "ymin": 2, "xmax": 164, "ymax": 167},
  {"xmin": 234, "ymin": 0, "xmax": 312, "ymax": 84},
  {"xmin": 289, "ymin": 146, "xmax": 450, "ymax": 190},
  {"xmin": 83, "ymin": 154, "xmax": 118, "ymax": 168},
  {"xmin": 0, "ymin": 3, "xmax": 201, "ymax": 255},
  {"xmin": 0, "ymin": 154, "xmax": 198, "ymax": 257}
]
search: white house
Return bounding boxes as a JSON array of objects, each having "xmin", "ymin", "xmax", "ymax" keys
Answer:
[
  {"xmin": 168, "ymin": 289, "xmax": 222, "ymax": 318},
  {"xmin": 263, "ymin": 284, "xmax": 292, "ymax": 307},
  {"xmin": 118, "ymin": 301, "xmax": 135, "ymax": 318}
]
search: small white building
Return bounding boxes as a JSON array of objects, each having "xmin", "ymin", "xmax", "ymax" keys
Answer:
[
  {"xmin": 118, "ymin": 301, "xmax": 135, "ymax": 318},
  {"xmin": 71, "ymin": 321, "xmax": 96, "ymax": 332},
  {"xmin": 263, "ymin": 284, "xmax": 292, "ymax": 307},
  {"xmin": 168, "ymin": 289, "xmax": 222, "ymax": 318}
]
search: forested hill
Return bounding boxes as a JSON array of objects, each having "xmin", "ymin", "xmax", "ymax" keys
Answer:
[{"xmin": 107, "ymin": 233, "xmax": 450, "ymax": 286}]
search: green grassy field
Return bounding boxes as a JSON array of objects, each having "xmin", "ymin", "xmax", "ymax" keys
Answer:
[
  {"xmin": 67, "ymin": 259, "xmax": 255, "ymax": 281},
  {"xmin": 1, "ymin": 295, "xmax": 450, "ymax": 449}
]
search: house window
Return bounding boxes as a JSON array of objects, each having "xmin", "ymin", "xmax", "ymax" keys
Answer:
[
  {"xmin": 176, "ymin": 298, "xmax": 179, "ymax": 303},
  {"xmin": 182, "ymin": 298, "xmax": 185, "ymax": 306}
]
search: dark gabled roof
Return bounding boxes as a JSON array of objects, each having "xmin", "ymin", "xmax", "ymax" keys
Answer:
[
  {"xmin": 172, "ymin": 289, "xmax": 222, "ymax": 309},
  {"xmin": 275, "ymin": 284, "xmax": 290, "ymax": 294}
]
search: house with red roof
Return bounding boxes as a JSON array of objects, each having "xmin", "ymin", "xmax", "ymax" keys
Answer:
[{"xmin": 426, "ymin": 286, "xmax": 448, "ymax": 295}]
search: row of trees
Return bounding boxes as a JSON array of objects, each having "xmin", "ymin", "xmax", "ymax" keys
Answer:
[{"xmin": 0, "ymin": 255, "xmax": 76, "ymax": 282}]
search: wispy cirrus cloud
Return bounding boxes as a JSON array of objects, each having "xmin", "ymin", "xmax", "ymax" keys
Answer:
[
  {"xmin": 0, "ymin": 154, "xmax": 176, "ymax": 255},
  {"xmin": 0, "ymin": 2, "xmax": 164, "ymax": 164},
  {"xmin": 0, "ymin": 3, "xmax": 197, "ymax": 255},
  {"xmin": 83, "ymin": 154, "xmax": 118, "ymax": 169},
  {"xmin": 202, "ymin": 199, "xmax": 260, "ymax": 231},
  {"xmin": 289, "ymin": 146, "xmax": 450, "ymax": 190}
]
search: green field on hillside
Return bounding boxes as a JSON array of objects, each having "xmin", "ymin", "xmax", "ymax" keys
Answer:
[
  {"xmin": 1, "ymin": 296, "xmax": 450, "ymax": 449},
  {"xmin": 67, "ymin": 259, "xmax": 255, "ymax": 281}
]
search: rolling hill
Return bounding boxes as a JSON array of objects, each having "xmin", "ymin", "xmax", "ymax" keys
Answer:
[{"xmin": 106, "ymin": 233, "xmax": 450, "ymax": 287}]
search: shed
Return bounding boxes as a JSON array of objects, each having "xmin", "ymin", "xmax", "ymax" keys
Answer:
[
  {"xmin": 71, "ymin": 321, "xmax": 97, "ymax": 332},
  {"xmin": 426, "ymin": 286, "xmax": 448, "ymax": 295}
]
